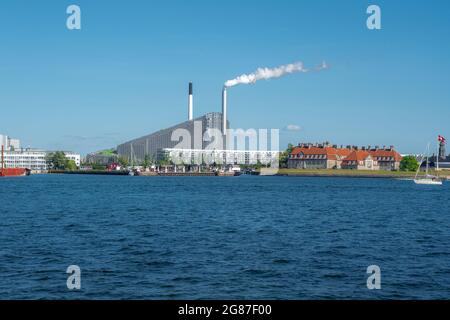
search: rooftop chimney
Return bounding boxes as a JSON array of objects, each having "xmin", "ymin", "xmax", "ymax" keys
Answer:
[
  {"xmin": 222, "ymin": 87, "xmax": 227, "ymax": 135},
  {"xmin": 188, "ymin": 82, "xmax": 193, "ymax": 121}
]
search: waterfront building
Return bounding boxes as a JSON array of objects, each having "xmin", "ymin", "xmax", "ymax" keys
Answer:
[
  {"xmin": 2, "ymin": 149, "xmax": 81, "ymax": 172},
  {"xmin": 288, "ymin": 143, "xmax": 352, "ymax": 169},
  {"xmin": 437, "ymin": 157, "xmax": 450, "ymax": 170},
  {"xmin": 117, "ymin": 112, "xmax": 227, "ymax": 165},
  {"xmin": 85, "ymin": 149, "xmax": 119, "ymax": 165},
  {"xmin": 1, "ymin": 134, "xmax": 81, "ymax": 171},
  {"xmin": 341, "ymin": 150, "xmax": 376, "ymax": 170},
  {"xmin": 0, "ymin": 134, "xmax": 21, "ymax": 151},
  {"xmin": 158, "ymin": 148, "xmax": 278, "ymax": 166},
  {"xmin": 368, "ymin": 148, "xmax": 402, "ymax": 170},
  {"xmin": 288, "ymin": 143, "xmax": 402, "ymax": 171},
  {"xmin": 425, "ymin": 141, "xmax": 450, "ymax": 170},
  {"xmin": 116, "ymin": 83, "xmax": 280, "ymax": 168}
]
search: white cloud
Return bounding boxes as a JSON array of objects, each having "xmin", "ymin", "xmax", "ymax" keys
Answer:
[{"xmin": 285, "ymin": 124, "xmax": 302, "ymax": 131}]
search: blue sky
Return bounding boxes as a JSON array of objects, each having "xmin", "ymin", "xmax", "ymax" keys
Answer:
[{"xmin": 0, "ymin": 0, "xmax": 449, "ymax": 155}]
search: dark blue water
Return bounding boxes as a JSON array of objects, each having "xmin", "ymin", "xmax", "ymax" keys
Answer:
[{"xmin": 0, "ymin": 175, "xmax": 449, "ymax": 299}]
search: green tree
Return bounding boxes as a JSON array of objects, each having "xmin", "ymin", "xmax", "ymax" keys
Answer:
[
  {"xmin": 279, "ymin": 143, "xmax": 295, "ymax": 168},
  {"xmin": 157, "ymin": 154, "xmax": 171, "ymax": 167},
  {"xmin": 46, "ymin": 151, "xmax": 79, "ymax": 171},
  {"xmin": 65, "ymin": 160, "xmax": 77, "ymax": 171},
  {"xmin": 142, "ymin": 154, "xmax": 153, "ymax": 168},
  {"xmin": 46, "ymin": 151, "xmax": 68, "ymax": 170},
  {"xmin": 118, "ymin": 156, "xmax": 129, "ymax": 168},
  {"xmin": 400, "ymin": 156, "xmax": 419, "ymax": 172}
]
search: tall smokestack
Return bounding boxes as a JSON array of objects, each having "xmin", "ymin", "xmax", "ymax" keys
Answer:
[
  {"xmin": 222, "ymin": 87, "xmax": 227, "ymax": 135},
  {"xmin": 188, "ymin": 82, "xmax": 193, "ymax": 121}
]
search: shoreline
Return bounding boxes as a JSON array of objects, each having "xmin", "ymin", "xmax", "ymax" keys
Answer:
[
  {"xmin": 276, "ymin": 173, "xmax": 414, "ymax": 179},
  {"xmin": 275, "ymin": 169, "xmax": 419, "ymax": 179},
  {"xmin": 41, "ymin": 169, "xmax": 450, "ymax": 180}
]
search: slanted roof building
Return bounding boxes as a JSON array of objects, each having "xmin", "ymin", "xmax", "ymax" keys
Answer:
[{"xmin": 288, "ymin": 143, "xmax": 402, "ymax": 171}]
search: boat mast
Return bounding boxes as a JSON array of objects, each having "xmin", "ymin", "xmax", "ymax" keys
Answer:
[
  {"xmin": 415, "ymin": 150, "xmax": 425, "ymax": 180},
  {"xmin": 425, "ymin": 143, "xmax": 430, "ymax": 176},
  {"xmin": 416, "ymin": 144, "xmax": 429, "ymax": 180}
]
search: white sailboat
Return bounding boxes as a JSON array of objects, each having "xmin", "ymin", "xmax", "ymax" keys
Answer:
[{"xmin": 414, "ymin": 143, "xmax": 443, "ymax": 185}]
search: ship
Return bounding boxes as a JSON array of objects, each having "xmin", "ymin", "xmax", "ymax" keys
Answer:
[
  {"xmin": 0, "ymin": 145, "xmax": 30, "ymax": 177},
  {"xmin": 0, "ymin": 168, "xmax": 29, "ymax": 177}
]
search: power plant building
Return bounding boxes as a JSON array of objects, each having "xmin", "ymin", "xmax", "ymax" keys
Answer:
[
  {"xmin": 117, "ymin": 112, "xmax": 227, "ymax": 164},
  {"xmin": 116, "ymin": 82, "xmax": 279, "ymax": 166}
]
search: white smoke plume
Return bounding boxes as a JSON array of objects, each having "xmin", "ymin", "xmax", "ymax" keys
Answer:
[{"xmin": 224, "ymin": 61, "xmax": 327, "ymax": 88}]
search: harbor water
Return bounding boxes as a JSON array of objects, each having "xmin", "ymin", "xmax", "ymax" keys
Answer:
[{"xmin": 0, "ymin": 175, "xmax": 449, "ymax": 299}]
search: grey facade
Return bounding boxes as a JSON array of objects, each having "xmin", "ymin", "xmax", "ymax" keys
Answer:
[
  {"xmin": 117, "ymin": 112, "xmax": 228, "ymax": 164},
  {"xmin": 422, "ymin": 143, "xmax": 450, "ymax": 170},
  {"xmin": 85, "ymin": 153, "xmax": 118, "ymax": 165}
]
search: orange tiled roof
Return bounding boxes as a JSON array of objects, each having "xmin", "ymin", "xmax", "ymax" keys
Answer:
[
  {"xmin": 336, "ymin": 149, "xmax": 352, "ymax": 157},
  {"xmin": 291, "ymin": 145, "xmax": 402, "ymax": 163},
  {"xmin": 342, "ymin": 150, "xmax": 371, "ymax": 162},
  {"xmin": 368, "ymin": 149, "xmax": 402, "ymax": 161},
  {"xmin": 291, "ymin": 146, "xmax": 349, "ymax": 160},
  {"xmin": 291, "ymin": 146, "xmax": 334, "ymax": 156}
]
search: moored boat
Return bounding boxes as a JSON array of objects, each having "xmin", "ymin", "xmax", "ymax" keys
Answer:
[
  {"xmin": 414, "ymin": 142, "xmax": 443, "ymax": 185},
  {"xmin": 414, "ymin": 176, "xmax": 443, "ymax": 185},
  {"xmin": 1, "ymin": 145, "xmax": 30, "ymax": 177},
  {"xmin": 216, "ymin": 170, "xmax": 239, "ymax": 176},
  {"xmin": 0, "ymin": 168, "xmax": 29, "ymax": 177}
]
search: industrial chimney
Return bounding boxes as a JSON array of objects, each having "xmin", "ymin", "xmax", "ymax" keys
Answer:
[
  {"xmin": 188, "ymin": 82, "xmax": 193, "ymax": 121},
  {"xmin": 222, "ymin": 87, "xmax": 227, "ymax": 135}
]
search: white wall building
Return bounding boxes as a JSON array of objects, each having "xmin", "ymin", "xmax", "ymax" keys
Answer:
[
  {"xmin": 2, "ymin": 149, "xmax": 81, "ymax": 172},
  {"xmin": 159, "ymin": 148, "xmax": 279, "ymax": 166},
  {"xmin": 1, "ymin": 134, "xmax": 80, "ymax": 171},
  {"xmin": 3, "ymin": 149, "xmax": 47, "ymax": 171},
  {"xmin": 64, "ymin": 152, "xmax": 81, "ymax": 167},
  {"xmin": 0, "ymin": 134, "xmax": 20, "ymax": 151},
  {"xmin": 9, "ymin": 139, "xmax": 21, "ymax": 150}
]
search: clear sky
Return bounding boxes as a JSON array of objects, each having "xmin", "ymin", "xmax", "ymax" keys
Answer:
[{"xmin": 1, "ymin": 0, "xmax": 449, "ymax": 155}]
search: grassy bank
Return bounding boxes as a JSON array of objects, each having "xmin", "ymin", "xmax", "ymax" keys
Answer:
[{"xmin": 277, "ymin": 169, "xmax": 422, "ymax": 178}]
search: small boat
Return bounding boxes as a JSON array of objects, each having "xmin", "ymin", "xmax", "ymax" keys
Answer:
[
  {"xmin": 216, "ymin": 170, "xmax": 241, "ymax": 176},
  {"xmin": 414, "ymin": 143, "xmax": 443, "ymax": 185},
  {"xmin": 414, "ymin": 176, "xmax": 443, "ymax": 185}
]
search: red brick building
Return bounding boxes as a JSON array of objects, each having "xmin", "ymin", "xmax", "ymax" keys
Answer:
[{"xmin": 288, "ymin": 143, "xmax": 402, "ymax": 171}]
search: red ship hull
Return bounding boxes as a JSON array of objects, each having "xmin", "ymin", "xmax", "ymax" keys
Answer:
[{"xmin": 0, "ymin": 168, "xmax": 28, "ymax": 177}]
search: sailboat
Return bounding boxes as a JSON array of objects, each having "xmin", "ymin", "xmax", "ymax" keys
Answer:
[{"xmin": 414, "ymin": 143, "xmax": 443, "ymax": 185}]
